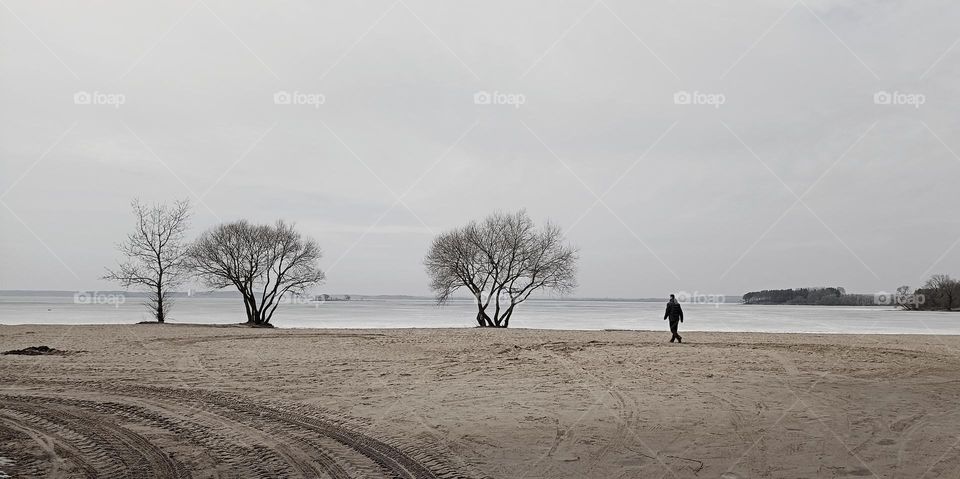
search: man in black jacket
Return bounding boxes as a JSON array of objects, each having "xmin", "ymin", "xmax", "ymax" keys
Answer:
[{"xmin": 664, "ymin": 294, "xmax": 684, "ymax": 343}]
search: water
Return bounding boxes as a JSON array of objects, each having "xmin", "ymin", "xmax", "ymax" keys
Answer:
[{"xmin": 0, "ymin": 294, "xmax": 958, "ymax": 334}]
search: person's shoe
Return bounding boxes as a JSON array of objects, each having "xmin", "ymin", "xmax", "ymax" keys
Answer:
[
  {"xmin": 677, "ymin": 337, "xmax": 682, "ymax": 343},
  {"xmin": 669, "ymin": 338, "xmax": 675, "ymax": 343}
]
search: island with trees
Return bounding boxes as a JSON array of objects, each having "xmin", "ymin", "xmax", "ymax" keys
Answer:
[
  {"xmin": 743, "ymin": 276, "xmax": 959, "ymax": 311},
  {"xmin": 741, "ymin": 287, "xmax": 872, "ymax": 306}
]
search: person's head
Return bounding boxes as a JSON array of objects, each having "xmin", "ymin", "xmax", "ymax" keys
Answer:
[{"xmin": 669, "ymin": 294, "xmax": 676, "ymax": 302}]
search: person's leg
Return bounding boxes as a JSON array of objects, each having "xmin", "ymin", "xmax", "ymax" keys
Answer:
[{"xmin": 670, "ymin": 320, "xmax": 679, "ymax": 342}]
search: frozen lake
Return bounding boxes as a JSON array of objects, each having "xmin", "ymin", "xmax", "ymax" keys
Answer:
[{"xmin": 0, "ymin": 294, "xmax": 958, "ymax": 334}]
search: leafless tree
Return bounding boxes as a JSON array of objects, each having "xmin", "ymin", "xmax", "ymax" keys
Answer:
[
  {"xmin": 895, "ymin": 285, "xmax": 919, "ymax": 310},
  {"xmin": 187, "ymin": 220, "xmax": 325, "ymax": 326},
  {"xmin": 425, "ymin": 210, "xmax": 578, "ymax": 328},
  {"xmin": 103, "ymin": 199, "xmax": 191, "ymax": 323},
  {"xmin": 925, "ymin": 274, "xmax": 959, "ymax": 310}
]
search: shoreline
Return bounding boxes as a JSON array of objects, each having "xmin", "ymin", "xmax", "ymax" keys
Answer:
[{"xmin": 4, "ymin": 322, "xmax": 960, "ymax": 337}]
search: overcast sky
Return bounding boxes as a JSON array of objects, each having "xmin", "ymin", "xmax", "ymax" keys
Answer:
[{"xmin": 2, "ymin": 0, "xmax": 959, "ymax": 298}]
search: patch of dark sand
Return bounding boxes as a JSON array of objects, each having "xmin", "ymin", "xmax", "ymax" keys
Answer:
[{"xmin": 2, "ymin": 346, "xmax": 78, "ymax": 356}]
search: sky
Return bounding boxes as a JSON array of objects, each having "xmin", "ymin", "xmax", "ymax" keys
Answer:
[{"xmin": 2, "ymin": 0, "xmax": 959, "ymax": 298}]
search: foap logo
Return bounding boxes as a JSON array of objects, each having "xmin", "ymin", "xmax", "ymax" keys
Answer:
[
  {"xmin": 273, "ymin": 90, "xmax": 325, "ymax": 109},
  {"xmin": 74, "ymin": 291, "xmax": 126, "ymax": 308},
  {"xmin": 474, "ymin": 90, "xmax": 526, "ymax": 109},
  {"xmin": 873, "ymin": 291, "xmax": 894, "ymax": 306},
  {"xmin": 676, "ymin": 290, "xmax": 726, "ymax": 308},
  {"xmin": 279, "ymin": 293, "xmax": 324, "ymax": 308},
  {"xmin": 74, "ymin": 90, "xmax": 126, "ymax": 109},
  {"xmin": 673, "ymin": 90, "xmax": 725, "ymax": 109},
  {"xmin": 876, "ymin": 291, "xmax": 926, "ymax": 307},
  {"xmin": 873, "ymin": 90, "xmax": 925, "ymax": 109},
  {"xmin": 895, "ymin": 292, "xmax": 925, "ymax": 308}
]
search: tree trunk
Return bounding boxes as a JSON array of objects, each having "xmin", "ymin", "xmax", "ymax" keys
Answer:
[
  {"xmin": 155, "ymin": 284, "xmax": 165, "ymax": 323},
  {"xmin": 245, "ymin": 305, "xmax": 259, "ymax": 324},
  {"xmin": 502, "ymin": 306, "xmax": 514, "ymax": 328},
  {"xmin": 475, "ymin": 306, "xmax": 500, "ymax": 327},
  {"xmin": 241, "ymin": 289, "xmax": 260, "ymax": 324}
]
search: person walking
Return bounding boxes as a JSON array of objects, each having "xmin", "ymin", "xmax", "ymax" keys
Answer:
[{"xmin": 664, "ymin": 294, "xmax": 683, "ymax": 343}]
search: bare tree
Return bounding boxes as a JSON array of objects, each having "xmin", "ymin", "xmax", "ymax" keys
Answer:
[
  {"xmin": 925, "ymin": 274, "xmax": 959, "ymax": 311},
  {"xmin": 103, "ymin": 199, "xmax": 191, "ymax": 323},
  {"xmin": 188, "ymin": 220, "xmax": 325, "ymax": 326},
  {"xmin": 425, "ymin": 210, "xmax": 578, "ymax": 328},
  {"xmin": 895, "ymin": 285, "xmax": 918, "ymax": 310}
]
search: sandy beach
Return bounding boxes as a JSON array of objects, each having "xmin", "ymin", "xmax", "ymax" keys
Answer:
[{"xmin": 1, "ymin": 325, "xmax": 959, "ymax": 478}]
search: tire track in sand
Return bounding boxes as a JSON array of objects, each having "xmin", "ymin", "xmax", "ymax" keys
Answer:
[
  {"xmin": 0, "ymin": 379, "xmax": 473, "ymax": 479},
  {"xmin": 0, "ymin": 396, "xmax": 186, "ymax": 478}
]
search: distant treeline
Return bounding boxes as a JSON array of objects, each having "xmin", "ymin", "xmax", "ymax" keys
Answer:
[
  {"xmin": 742, "ymin": 287, "xmax": 874, "ymax": 306},
  {"xmin": 743, "ymin": 274, "xmax": 960, "ymax": 311},
  {"xmin": 904, "ymin": 275, "xmax": 959, "ymax": 311}
]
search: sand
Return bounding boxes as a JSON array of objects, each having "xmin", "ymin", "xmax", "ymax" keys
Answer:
[{"xmin": 1, "ymin": 325, "xmax": 959, "ymax": 478}]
